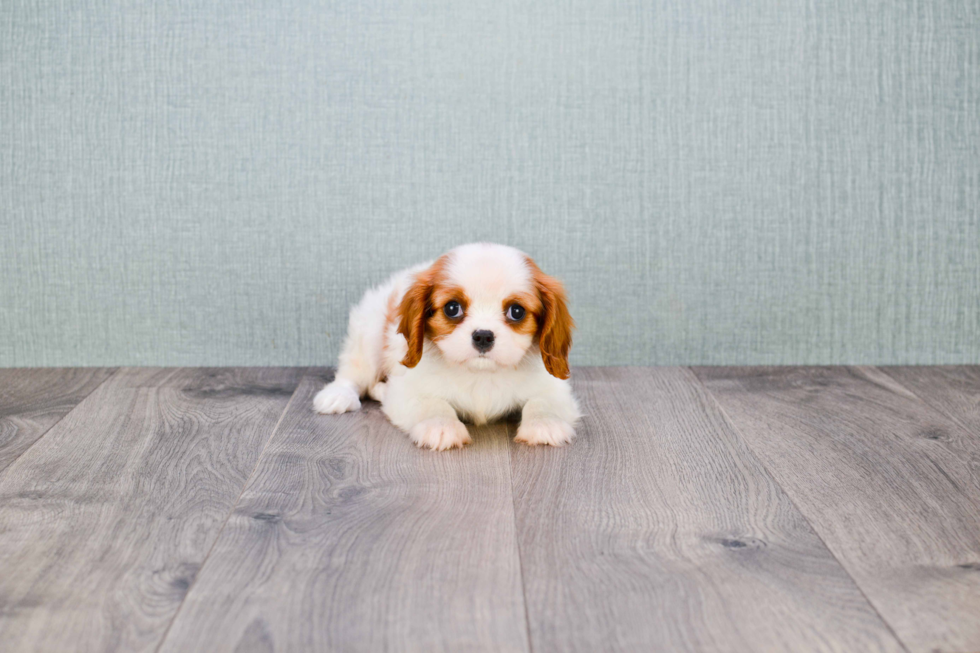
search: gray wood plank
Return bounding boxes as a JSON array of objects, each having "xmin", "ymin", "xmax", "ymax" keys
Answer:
[
  {"xmin": 693, "ymin": 366, "xmax": 980, "ymax": 653},
  {"xmin": 0, "ymin": 367, "xmax": 304, "ymax": 652},
  {"xmin": 0, "ymin": 367, "xmax": 116, "ymax": 475},
  {"xmin": 158, "ymin": 372, "xmax": 529, "ymax": 653},
  {"xmin": 880, "ymin": 366, "xmax": 980, "ymax": 436},
  {"xmin": 511, "ymin": 367, "xmax": 904, "ymax": 653}
]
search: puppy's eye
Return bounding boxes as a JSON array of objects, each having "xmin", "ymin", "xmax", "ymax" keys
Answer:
[
  {"xmin": 506, "ymin": 304, "xmax": 526, "ymax": 321},
  {"xmin": 444, "ymin": 301, "xmax": 463, "ymax": 319}
]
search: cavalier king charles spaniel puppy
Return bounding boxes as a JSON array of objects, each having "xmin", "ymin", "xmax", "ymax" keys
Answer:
[{"xmin": 313, "ymin": 243, "xmax": 580, "ymax": 450}]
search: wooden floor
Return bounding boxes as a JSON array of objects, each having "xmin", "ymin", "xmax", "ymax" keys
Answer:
[{"xmin": 0, "ymin": 367, "xmax": 978, "ymax": 653}]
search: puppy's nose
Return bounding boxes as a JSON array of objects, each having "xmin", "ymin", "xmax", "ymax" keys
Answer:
[{"xmin": 471, "ymin": 329, "xmax": 495, "ymax": 353}]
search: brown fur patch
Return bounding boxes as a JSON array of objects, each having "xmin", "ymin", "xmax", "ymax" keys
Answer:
[
  {"xmin": 427, "ymin": 285, "xmax": 469, "ymax": 341},
  {"xmin": 397, "ymin": 256, "xmax": 469, "ymax": 367},
  {"xmin": 502, "ymin": 292, "xmax": 541, "ymax": 336},
  {"xmin": 397, "ymin": 257, "xmax": 444, "ymax": 367},
  {"xmin": 525, "ymin": 256, "xmax": 574, "ymax": 379}
]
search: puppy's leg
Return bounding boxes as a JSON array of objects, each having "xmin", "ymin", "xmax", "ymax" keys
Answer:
[
  {"xmin": 314, "ymin": 301, "xmax": 383, "ymax": 415},
  {"xmin": 515, "ymin": 380, "xmax": 581, "ymax": 447},
  {"xmin": 367, "ymin": 381, "xmax": 387, "ymax": 402},
  {"xmin": 382, "ymin": 380, "xmax": 471, "ymax": 451}
]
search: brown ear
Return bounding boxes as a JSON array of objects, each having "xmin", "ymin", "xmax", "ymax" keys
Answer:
[
  {"xmin": 530, "ymin": 260, "xmax": 574, "ymax": 379},
  {"xmin": 397, "ymin": 264, "xmax": 438, "ymax": 367}
]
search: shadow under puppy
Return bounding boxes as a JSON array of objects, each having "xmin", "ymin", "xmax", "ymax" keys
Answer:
[{"xmin": 314, "ymin": 243, "xmax": 581, "ymax": 450}]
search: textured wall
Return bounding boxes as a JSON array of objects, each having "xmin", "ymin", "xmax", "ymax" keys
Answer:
[{"xmin": 2, "ymin": 0, "xmax": 979, "ymax": 367}]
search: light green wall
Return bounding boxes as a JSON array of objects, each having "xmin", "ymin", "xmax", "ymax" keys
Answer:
[{"xmin": 2, "ymin": 1, "xmax": 978, "ymax": 367}]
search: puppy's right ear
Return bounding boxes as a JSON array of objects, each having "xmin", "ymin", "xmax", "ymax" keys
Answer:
[{"xmin": 397, "ymin": 262, "xmax": 439, "ymax": 367}]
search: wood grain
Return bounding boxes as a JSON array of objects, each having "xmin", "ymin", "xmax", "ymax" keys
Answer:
[
  {"xmin": 0, "ymin": 367, "xmax": 304, "ymax": 652},
  {"xmin": 5, "ymin": 366, "xmax": 977, "ymax": 652},
  {"xmin": 694, "ymin": 366, "xmax": 980, "ymax": 653},
  {"xmin": 879, "ymin": 366, "xmax": 980, "ymax": 436},
  {"xmin": 0, "ymin": 367, "xmax": 116, "ymax": 475},
  {"xmin": 158, "ymin": 372, "xmax": 529, "ymax": 653},
  {"xmin": 510, "ymin": 367, "xmax": 904, "ymax": 653}
]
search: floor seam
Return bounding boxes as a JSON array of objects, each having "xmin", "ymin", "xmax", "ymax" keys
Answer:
[
  {"xmin": 0, "ymin": 367, "xmax": 120, "ymax": 481},
  {"xmin": 507, "ymin": 423, "xmax": 535, "ymax": 653},
  {"xmin": 875, "ymin": 366, "xmax": 980, "ymax": 438},
  {"xmin": 685, "ymin": 366, "xmax": 914, "ymax": 653},
  {"xmin": 152, "ymin": 366, "xmax": 309, "ymax": 653}
]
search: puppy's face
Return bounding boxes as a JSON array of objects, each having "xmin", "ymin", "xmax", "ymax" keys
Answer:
[{"xmin": 398, "ymin": 244, "xmax": 573, "ymax": 378}]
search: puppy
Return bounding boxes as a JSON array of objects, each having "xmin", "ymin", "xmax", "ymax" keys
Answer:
[{"xmin": 313, "ymin": 243, "xmax": 580, "ymax": 450}]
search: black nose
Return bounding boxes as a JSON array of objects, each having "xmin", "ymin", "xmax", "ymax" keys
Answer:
[{"xmin": 472, "ymin": 330, "xmax": 495, "ymax": 353}]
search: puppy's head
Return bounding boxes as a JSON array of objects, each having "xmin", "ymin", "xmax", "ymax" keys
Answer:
[{"xmin": 398, "ymin": 243, "xmax": 573, "ymax": 378}]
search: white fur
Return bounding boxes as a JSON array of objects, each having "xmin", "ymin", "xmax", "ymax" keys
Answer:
[
  {"xmin": 313, "ymin": 243, "xmax": 580, "ymax": 450},
  {"xmin": 433, "ymin": 245, "xmax": 536, "ymax": 370}
]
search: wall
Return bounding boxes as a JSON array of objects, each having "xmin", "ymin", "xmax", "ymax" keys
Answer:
[{"xmin": 2, "ymin": 0, "xmax": 978, "ymax": 366}]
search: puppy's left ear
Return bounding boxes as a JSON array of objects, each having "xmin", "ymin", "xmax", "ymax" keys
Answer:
[{"xmin": 530, "ymin": 259, "xmax": 574, "ymax": 379}]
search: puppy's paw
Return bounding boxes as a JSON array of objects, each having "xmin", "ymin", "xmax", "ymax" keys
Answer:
[
  {"xmin": 313, "ymin": 382, "xmax": 361, "ymax": 414},
  {"xmin": 515, "ymin": 418, "xmax": 574, "ymax": 447},
  {"xmin": 410, "ymin": 417, "xmax": 472, "ymax": 451}
]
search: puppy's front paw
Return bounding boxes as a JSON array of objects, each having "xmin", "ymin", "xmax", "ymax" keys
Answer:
[
  {"xmin": 410, "ymin": 417, "xmax": 472, "ymax": 451},
  {"xmin": 313, "ymin": 382, "xmax": 361, "ymax": 414},
  {"xmin": 515, "ymin": 418, "xmax": 574, "ymax": 447}
]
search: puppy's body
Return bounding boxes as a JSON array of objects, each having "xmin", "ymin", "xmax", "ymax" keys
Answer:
[{"xmin": 314, "ymin": 243, "xmax": 580, "ymax": 450}]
